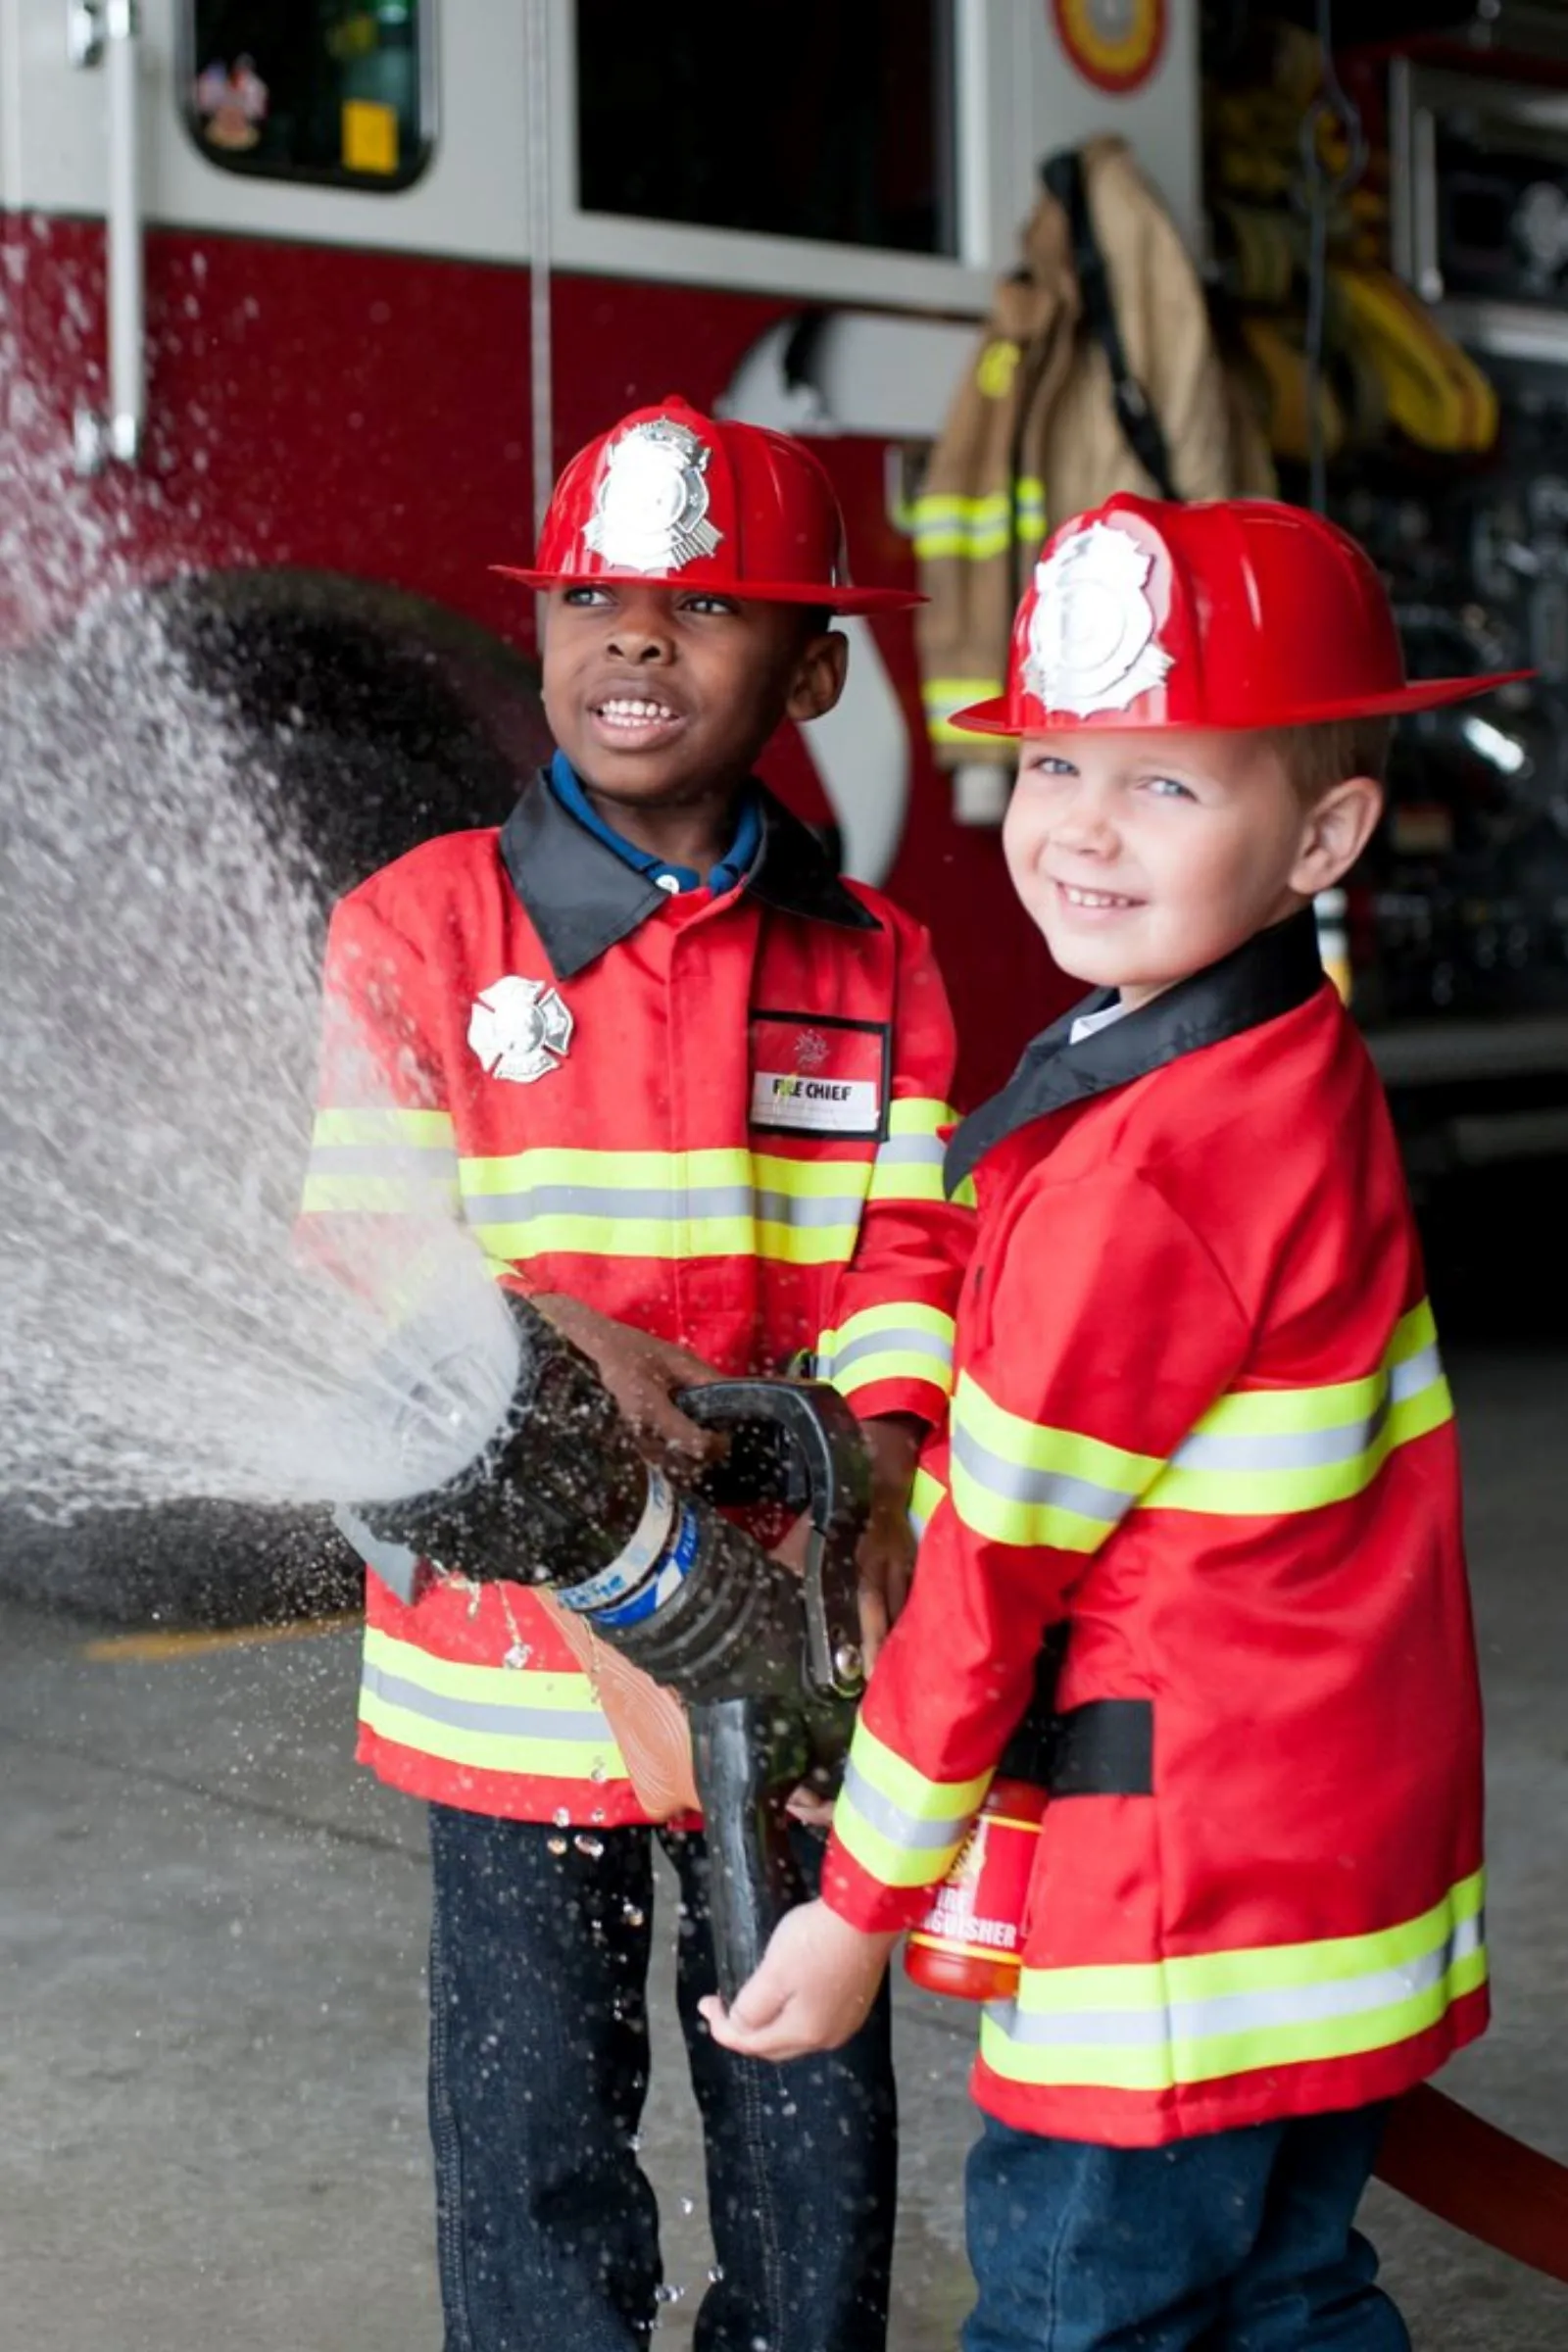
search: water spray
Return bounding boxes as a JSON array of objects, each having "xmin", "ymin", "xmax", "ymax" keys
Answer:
[{"xmin": 345, "ymin": 1290, "xmax": 870, "ymax": 1998}]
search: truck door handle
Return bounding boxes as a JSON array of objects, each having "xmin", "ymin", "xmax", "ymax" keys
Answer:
[{"xmin": 69, "ymin": 0, "xmax": 145, "ymax": 472}]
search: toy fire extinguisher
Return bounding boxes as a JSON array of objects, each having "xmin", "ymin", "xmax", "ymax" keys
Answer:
[{"xmin": 903, "ymin": 1653, "xmax": 1056, "ymax": 2002}]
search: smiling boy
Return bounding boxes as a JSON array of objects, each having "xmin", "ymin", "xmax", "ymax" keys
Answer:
[
  {"xmin": 304, "ymin": 398, "xmax": 971, "ymax": 2352},
  {"xmin": 706, "ymin": 496, "xmax": 1510, "ymax": 2351}
]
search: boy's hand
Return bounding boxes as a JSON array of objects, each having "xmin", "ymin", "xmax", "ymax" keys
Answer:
[
  {"xmin": 855, "ymin": 1415, "xmax": 923, "ymax": 1669},
  {"xmin": 698, "ymin": 1900, "xmax": 898, "ymax": 2062},
  {"xmin": 530, "ymin": 1295, "xmax": 727, "ymax": 1473}
]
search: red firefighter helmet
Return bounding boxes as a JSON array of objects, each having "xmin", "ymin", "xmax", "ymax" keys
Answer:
[
  {"xmin": 495, "ymin": 394, "xmax": 921, "ymax": 614},
  {"xmin": 952, "ymin": 493, "xmax": 1527, "ymax": 736}
]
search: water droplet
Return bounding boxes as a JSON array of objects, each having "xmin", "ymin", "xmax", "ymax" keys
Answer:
[
  {"xmin": 589, "ymin": 1760, "xmax": 608, "ymax": 1783},
  {"xmin": 707, "ymin": 2265, "xmax": 725, "ymax": 2285},
  {"xmin": 546, "ymin": 1837, "xmax": 567, "ymax": 1856},
  {"xmin": 621, "ymin": 1903, "xmax": 646, "ymax": 1928},
  {"xmin": 573, "ymin": 1833, "xmax": 604, "ymax": 1859},
  {"xmin": 679, "ymin": 2194, "xmax": 695, "ymax": 2215},
  {"xmin": 552, "ymin": 1807, "xmax": 570, "ymax": 1828}
]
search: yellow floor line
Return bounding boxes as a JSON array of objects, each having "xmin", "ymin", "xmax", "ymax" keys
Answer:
[{"xmin": 83, "ymin": 1611, "xmax": 364, "ymax": 1662}]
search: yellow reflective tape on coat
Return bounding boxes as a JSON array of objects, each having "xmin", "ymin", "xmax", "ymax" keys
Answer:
[
  {"xmin": 868, "ymin": 1097, "xmax": 972, "ymax": 1208},
  {"xmin": 816, "ymin": 1301, "xmax": 956, "ymax": 1399},
  {"xmin": 980, "ymin": 1870, "xmax": 1486, "ymax": 2092},
  {"xmin": 1143, "ymin": 1302, "xmax": 1452, "ymax": 1519},
  {"xmin": 833, "ymin": 1718, "xmax": 995, "ymax": 1889},
  {"xmin": 301, "ymin": 1102, "xmax": 462, "ymax": 1214},
  {"xmin": 458, "ymin": 1144, "xmax": 870, "ymax": 1267},
  {"xmin": 909, "ymin": 479, "xmax": 1046, "ymax": 560},
  {"xmin": 950, "ymin": 1371, "xmax": 1163, "ymax": 1551},
  {"xmin": 359, "ymin": 1625, "xmax": 625, "ymax": 1782},
  {"xmin": 908, "ymin": 1462, "xmax": 948, "ymax": 1539},
  {"xmin": 923, "ymin": 678, "xmax": 1004, "ymax": 744}
]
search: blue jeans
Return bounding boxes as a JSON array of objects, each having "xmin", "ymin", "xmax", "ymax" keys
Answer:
[
  {"xmin": 427, "ymin": 1805, "xmax": 896, "ymax": 2352},
  {"xmin": 963, "ymin": 2105, "xmax": 1409, "ymax": 2352}
]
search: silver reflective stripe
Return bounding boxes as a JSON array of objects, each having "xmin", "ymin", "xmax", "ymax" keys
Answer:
[
  {"xmin": 335, "ymin": 1504, "xmax": 422, "ymax": 1604},
  {"xmin": 825, "ymin": 1325, "xmax": 955, "ymax": 1375},
  {"xmin": 873, "ymin": 1135, "xmax": 945, "ymax": 1168},
  {"xmin": 1173, "ymin": 1342, "xmax": 1446, "ymax": 1477},
  {"xmin": 465, "ymin": 1183, "xmax": 755, "ymax": 1222},
  {"xmin": 753, "ymin": 1190, "xmax": 867, "ymax": 1229},
  {"xmin": 952, "ymin": 1422, "xmax": 1138, "ymax": 1526},
  {"xmin": 1174, "ymin": 1400, "xmax": 1393, "ymax": 1476},
  {"xmin": 986, "ymin": 1910, "xmax": 1485, "ymax": 2049},
  {"xmin": 1391, "ymin": 1343, "xmax": 1443, "ymax": 1400},
  {"xmin": 361, "ymin": 1659, "xmax": 612, "ymax": 1743},
  {"xmin": 839, "ymin": 1758, "xmax": 975, "ymax": 1852}
]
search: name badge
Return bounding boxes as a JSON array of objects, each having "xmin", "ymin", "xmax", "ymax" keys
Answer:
[{"xmin": 749, "ymin": 1010, "xmax": 889, "ymax": 1140}]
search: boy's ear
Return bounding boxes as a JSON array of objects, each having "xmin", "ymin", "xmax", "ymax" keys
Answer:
[
  {"xmin": 785, "ymin": 628, "xmax": 849, "ymax": 724},
  {"xmin": 1290, "ymin": 775, "xmax": 1383, "ymax": 899}
]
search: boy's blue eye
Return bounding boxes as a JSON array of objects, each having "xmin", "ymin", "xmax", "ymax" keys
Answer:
[{"xmin": 1146, "ymin": 774, "xmax": 1195, "ymax": 801}]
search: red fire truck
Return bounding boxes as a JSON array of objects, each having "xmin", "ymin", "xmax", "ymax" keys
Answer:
[
  {"xmin": 5, "ymin": 3, "xmax": 1568, "ymax": 1199},
  {"xmin": 0, "ymin": 0, "xmax": 1204, "ymax": 1113}
]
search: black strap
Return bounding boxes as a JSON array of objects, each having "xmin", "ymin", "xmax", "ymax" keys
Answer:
[
  {"xmin": 999, "ymin": 1628, "xmax": 1153, "ymax": 1797},
  {"xmin": 1044, "ymin": 1700, "xmax": 1153, "ymax": 1798},
  {"xmin": 1040, "ymin": 146, "xmax": 1182, "ymax": 504}
]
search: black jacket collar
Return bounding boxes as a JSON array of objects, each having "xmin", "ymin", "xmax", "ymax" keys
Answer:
[
  {"xmin": 499, "ymin": 768, "xmax": 878, "ymax": 980},
  {"xmin": 945, "ymin": 906, "xmax": 1328, "ymax": 1198}
]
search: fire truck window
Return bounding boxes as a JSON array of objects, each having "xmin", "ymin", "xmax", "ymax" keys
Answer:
[
  {"xmin": 574, "ymin": 0, "xmax": 957, "ymax": 256},
  {"xmin": 184, "ymin": 3, "xmax": 430, "ymax": 190}
]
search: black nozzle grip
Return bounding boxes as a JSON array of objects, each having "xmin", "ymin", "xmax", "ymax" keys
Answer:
[{"xmin": 691, "ymin": 1693, "xmax": 808, "ymax": 2005}]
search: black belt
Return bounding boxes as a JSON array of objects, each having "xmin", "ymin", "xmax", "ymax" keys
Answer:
[
  {"xmin": 1002, "ymin": 1629, "xmax": 1153, "ymax": 1796},
  {"xmin": 1043, "ymin": 1698, "xmax": 1153, "ymax": 1798}
]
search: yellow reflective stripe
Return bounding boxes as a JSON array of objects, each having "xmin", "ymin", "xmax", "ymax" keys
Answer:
[
  {"xmin": 816, "ymin": 1302, "xmax": 956, "ymax": 1399},
  {"xmin": 301, "ymin": 1174, "xmax": 463, "ymax": 1214},
  {"xmin": 461, "ymin": 1145, "xmax": 750, "ymax": 1192},
  {"xmin": 833, "ymin": 1718, "xmax": 994, "ymax": 1889},
  {"xmin": 459, "ymin": 1147, "xmax": 871, "ymax": 1267},
  {"xmin": 947, "ymin": 1302, "xmax": 1451, "ymax": 1548},
  {"xmin": 1145, "ymin": 1301, "xmax": 1451, "ymax": 1519},
  {"xmin": 909, "ymin": 480, "xmax": 1046, "ymax": 559},
  {"xmin": 923, "ymin": 677, "xmax": 1004, "ymax": 742},
  {"xmin": 908, "ymin": 1463, "xmax": 947, "ymax": 1538},
  {"xmin": 312, "ymin": 1106, "xmax": 455, "ymax": 1149},
  {"xmin": 981, "ymin": 1872, "xmax": 1487, "ymax": 2093},
  {"xmin": 302, "ymin": 1104, "xmax": 461, "ymax": 1214},
  {"xmin": 359, "ymin": 1625, "xmax": 625, "ymax": 1782},
  {"xmin": 887, "ymin": 1097, "xmax": 960, "ymax": 1138},
  {"xmin": 951, "ymin": 1371, "xmax": 1163, "ymax": 1552},
  {"xmin": 869, "ymin": 1097, "xmax": 966, "ymax": 1207}
]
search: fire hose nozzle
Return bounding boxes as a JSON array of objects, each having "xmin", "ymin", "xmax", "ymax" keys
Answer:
[{"xmin": 338, "ymin": 1292, "xmax": 872, "ymax": 1997}]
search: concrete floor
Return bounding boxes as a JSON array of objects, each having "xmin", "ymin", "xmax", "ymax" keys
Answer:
[{"xmin": 2, "ymin": 1343, "xmax": 1565, "ymax": 2351}]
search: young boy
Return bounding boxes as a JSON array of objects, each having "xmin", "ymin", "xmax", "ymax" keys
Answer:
[
  {"xmin": 705, "ymin": 494, "xmax": 1507, "ymax": 2351},
  {"xmin": 301, "ymin": 396, "xmax": 972, "ymax": 2352}
]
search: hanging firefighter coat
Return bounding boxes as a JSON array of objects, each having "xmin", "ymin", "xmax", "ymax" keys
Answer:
[
  {"xmin": 823, "ymin": 911, "xmax": 1487, "ymax": 2145},
  {"xmin": 301, "ymin": 773, "xmax": 971, "ymax": 1828},
  {"xmin": 916, "ymin": 136, "xmax": 1276, "ymax": 760}
]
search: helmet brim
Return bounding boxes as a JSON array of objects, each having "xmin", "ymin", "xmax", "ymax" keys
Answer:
[
  {"xmin": 949, "ymin": 669, "xmax": 1535, "ymax": 736},
  {"xmin": 491, "ymin": 564, "xmax": 924, "ymax": 615}
]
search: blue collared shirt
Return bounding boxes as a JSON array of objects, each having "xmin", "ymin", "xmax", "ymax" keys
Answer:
[{"xmin": 548, "ymin": 751, "xmax": 761, "ymax": 897}]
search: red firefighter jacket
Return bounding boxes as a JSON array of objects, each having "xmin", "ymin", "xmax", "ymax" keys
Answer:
[
  {"xmin": 301, "ymin": 773, "xmax": 971, "ymax": 1825},
  {"xmin": 824, "ymin": 910, "xmax": 1487, "ymax": 2145}
]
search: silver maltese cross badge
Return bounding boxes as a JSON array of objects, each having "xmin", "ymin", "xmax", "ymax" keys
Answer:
[
  {"xmin": 467, "ymin": 975, "xmax": 574, "ymax": 1085},
  {"xmin": 583, "ymin": 416, "xmax": 722, "ymax": 573},
  {"xmin": 1025, "ymin": 520, "xmax": 1173, "ymax": 716}
]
